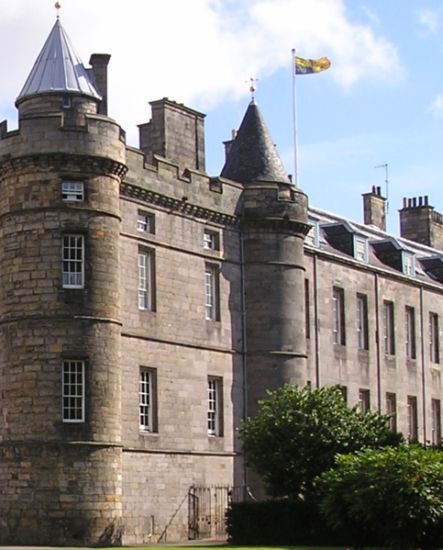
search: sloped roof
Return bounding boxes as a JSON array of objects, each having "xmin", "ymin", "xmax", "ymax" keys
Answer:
[
  {"xmin": 221, "ymin": 101, "xmax": 291, "ymax": 185},
  {"xmin": 16, "ymin": 18, "xmax": 101, "ymax": 105}
]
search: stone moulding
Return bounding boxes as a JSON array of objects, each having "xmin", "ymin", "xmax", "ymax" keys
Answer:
[{"xmin": 120, "ymin": 181, "xmax": 239, "ymax": 226}]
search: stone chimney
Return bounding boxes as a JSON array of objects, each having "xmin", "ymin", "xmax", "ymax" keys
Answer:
[
  {"xmin": 399, "ymin": 196, "xmax": 443, "ymax": 250},
  {"xmin": 89, "ymin": 54, "xmax": 111, "ymax": 115},
  {"xmin": 362, "ymin": 186, "xmax": 386, "ymax": 231},
  {"xmin": 138, "ymin": 98, "xmax": 206, "ymax": 171}
]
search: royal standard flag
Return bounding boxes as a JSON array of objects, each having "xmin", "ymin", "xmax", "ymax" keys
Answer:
[{"xmin": 295, "ymin": 56, "xmax": 331, "ymax": 75}]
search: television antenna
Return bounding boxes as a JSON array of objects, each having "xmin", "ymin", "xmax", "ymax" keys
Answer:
[{"xmin": 375, "ymin": 163, "xmax": 389, "ymax": 213}]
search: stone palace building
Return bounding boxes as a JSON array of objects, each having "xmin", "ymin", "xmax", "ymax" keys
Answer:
[{"xmin": 0, "ymin": 16, "xmax": 442, "ymax": 546}]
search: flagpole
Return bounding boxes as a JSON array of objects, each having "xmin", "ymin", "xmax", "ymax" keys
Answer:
[{"xmin": 291, "ymin": 48, "xmax": 299, "ymax": 188}]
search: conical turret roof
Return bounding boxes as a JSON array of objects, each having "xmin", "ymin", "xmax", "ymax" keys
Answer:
[
  {"xmin": 16, "ymin": 18, "xmax": 101, "ymax": 105},
  {"xmin": 221, "ymin": 101, "xmax": 291, "ymax": 185}
]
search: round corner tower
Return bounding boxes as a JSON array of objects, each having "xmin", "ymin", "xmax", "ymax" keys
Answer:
[
  {"xmin": 222, "ymin": 101, "xmax": 310, "ymax": 417},
  {"xmin": 0, "ymin": 19, "xmax": 126, "ymax": 545}
]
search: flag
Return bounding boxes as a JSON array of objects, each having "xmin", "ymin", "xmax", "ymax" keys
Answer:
[{"xmin": 295, "ymin": 56, "xmax": 331, "ymax": 75}]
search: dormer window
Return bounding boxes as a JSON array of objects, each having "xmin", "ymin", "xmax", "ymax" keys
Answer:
[
  {"xmin": 354, "ymin": 236, "xmax": 368, "ymax": 262},
  {"xmin": 62, "ymin": 181, "xmax": 84, "ymax": 202},
  {"xmin": 305, "ymin": 219, "xmax": 319, "ymax": 247},
  {"xmin": 402, "ymin": 252, "xmax": 415, "ymax": 277}
]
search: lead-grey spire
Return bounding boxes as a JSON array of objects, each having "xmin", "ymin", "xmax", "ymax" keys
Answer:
[
  {"xmin": 16, "ymin": 18, "xmax": 101, "ymax": 105},
  {"xmin": 221, "ymin": 100, "xmax": 291, "ymax": 185}
]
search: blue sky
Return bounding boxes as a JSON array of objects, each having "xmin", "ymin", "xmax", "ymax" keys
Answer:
[{"xmin": 1, "ymin": 0, "xmax": 443, "ymax": 235}]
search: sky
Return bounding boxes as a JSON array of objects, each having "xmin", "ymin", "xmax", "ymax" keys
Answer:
[{"xmin": 0, "ymin": 0, "xmax": 443, "ymax": 235}]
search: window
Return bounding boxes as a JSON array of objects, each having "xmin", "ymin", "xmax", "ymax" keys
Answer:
[
  {"xmin": 305, "ymin": 219, "xmax": 319, "ymax": 247},
  {"xmin": 205, "ymin": 263, "xmax": 219, "ymax": 321},
  {"xmin": 139, "ymin": 368, "xmax": 157, "ymax": 432},
  {"xmin": 62, "ymin": 360, "xmax": 85, "ymax": 423},
  {"xmin": 62, "ymin": 181, "xmax": 84, "ymax": 202},
  {"xmin": 407, "ymin": 395, "xmax": 418, "ymax": 442},
  {"xmin": 305, "ymin": 278, "xmax": 310, "ymax": 339},
  {"xmin": 62, "ymin": 234, "xmax": 84, "ymax": 288},
  {"xmin": 356, "ymin": 293, "xmax": 369, "ymax": 350},
  {"xmin": 332, "ymin": 287, "xmax": 346, "ymax": 345},
  {"xmin": 383, "ymin": 301, "xmax": 395, "ymax": 355},
  {"xmin": 432, "ymin": 399, "xmax": 442, "ymax": 445},
  {"xmin": 358, "ymin": 389, "xmax": 370, "ymax": 413},
  {"xmin": 203, "ymin": 229, "xmax": 219, "ymax": 251},
  {"xmin": 138, "ymin": 250, "xmax": 154, "ymax": 310},
  {"xmin": 402, "ymin": 252, "xmax": 415, "ymax": 276},
  {"xmin": 207, "ymin": 377, "xmax": 223, "ymax": 436},
  {"xmin": 405, "ymin": 306, "xmax": 416, "ymax": 360},
  {"xmin": 386, "ymin": 392, "xmax": 397, "ymax": 432},
  {"xmin": 354, "ymin": 236, "xmax": 368, "ymax": 262},
  {"xmin": 430, "ymin": 312, "xmax": 440, "ymax": 364},
  {"xmin": 137, "ymin": 211, "xmax": 154, "ymax": 233},
  {"xmin": 339, "ymin": 385, "xmax": 348, "ymax": 404}
]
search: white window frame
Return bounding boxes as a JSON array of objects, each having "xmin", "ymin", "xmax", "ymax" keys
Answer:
[
  {"xmin": 139, "ymin": 368, "xmax": 156, "ymax": 432},
  {"xmin": 62, "ymin": 360, "xmax": 85, "ymax": 423},
  {"xmin": 332, "ymin": 287, "xmax": 345, "ymax": 345},
  {"xmin": 203, "ymin": 229, "xmax": 219, "ymax": 251},
  {"xmin": 358, "ymin": 388, "xmax": 370, "ymax": 413},
  {"xmin": 61, "ymin": 181, "xmax": 84, "ymax": 202},
  {"xmin": 354, "ymin": 236, "xmax": 368, "ymax": 262},
  {"xmin": 402, "ymin": 252, "xmax": 415, "ymax": 277},
  {"xmin": 205, "ymin": 264, "xmax": 219, "ymax": 321},
  {"xmin": 208, "ymin": 376, "xmax": 222, "ymax": 436},
  {"xmin": 62, "ymin": 234, "xmax": 84, "ymax": 289},
  {"xmin": 305, "ymin": 218, "xmax": 320, "ymax": 247},
  {"xmin": 405, "ymin": 306, "xmax": 416, "ymax": 360},
  {"xmin": 386, "ymin": 392, "xmax": 397, "ymax": 432},
  {"xmin": 430, "ymin": 312, "xmax": 440, "ymax": 364},
  {"xmin": 138, "ymin": 250, "xmax": 152, "ymax": 310},
  {"xmin": 407, "ymin": 395, "xmax": 418, "ymax": 442},
  {"xmin": 137, "ymin": 211, "xmax": 154, "ymax": 234}
]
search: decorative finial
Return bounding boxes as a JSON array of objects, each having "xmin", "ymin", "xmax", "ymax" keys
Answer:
[
  {"xmin": 55, "ymin": 1, "xmax": 61, "ymax": 18},
  {"xmin": 246, "ymin": 77, "xmax": 259, "ymax": 101}
]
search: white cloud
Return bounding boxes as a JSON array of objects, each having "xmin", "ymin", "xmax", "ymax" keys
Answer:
[
  {"xmin": 0, "ymin": 0, "xmax": 402, "ymax": 144},
  {"xmin": 418, "ymin": 8, "xmax": 439, "ymax": 34},
  {"xmin": 428, "ymin": 94, "xmax": 443, "ymax": 118}
]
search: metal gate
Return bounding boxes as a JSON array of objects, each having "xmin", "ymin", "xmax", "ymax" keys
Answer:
[{"xmin": 188, "ymin": 485, "xmax": 245, "ymax": 540}]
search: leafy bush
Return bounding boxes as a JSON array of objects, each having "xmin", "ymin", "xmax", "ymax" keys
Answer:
[
  {"xmin": 239, "ymin": 384, "xmax": 400, "ymax": 499},
  {"xmin": 317, "ymin": 445, "xmax": 443, "ymax": 549}
]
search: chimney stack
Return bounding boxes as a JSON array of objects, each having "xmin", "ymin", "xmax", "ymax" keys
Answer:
[
  {"xmin": 89, "ymin": 54, "xmax": 111, "ymax": 116},
  {"xmin": 362, "ymin": 186, "xmax": 386, "ymax": 231},
  {"xmin": 399, "ymin": 195, "xmax": 443, "ymax": 250}
]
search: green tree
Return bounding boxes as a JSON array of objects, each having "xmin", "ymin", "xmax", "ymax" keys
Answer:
[
  {"xmin": 317, "ymin": 445, "xmax": 443, "ymax": 549},
  {"xmin": 239, "ymin": 384, "xmax": 400, "ymax": 499}
]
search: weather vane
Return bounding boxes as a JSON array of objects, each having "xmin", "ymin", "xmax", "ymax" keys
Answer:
[
  {"xmin": 246, "ymin": 77, "xmax": 259, "ymax": 101},
  {"xmin": 55, "ymin": 1, "xmax": 61, "ymax": 18}
]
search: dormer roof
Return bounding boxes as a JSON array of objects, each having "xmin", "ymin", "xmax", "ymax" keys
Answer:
[
  {"xmin": 16, "ymin": 18, "xmax": 101, "ymax": 105},
  {"xmin": 221, "ymin": 101, "xmax": 291, "ymax": 185}
]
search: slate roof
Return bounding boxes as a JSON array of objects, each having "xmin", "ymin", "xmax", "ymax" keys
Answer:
[
  {"xmin": 221, "ymin": 100, "xmax": 291, "ymax": 185},
  {"xmin": 16, "ymin": 18, "xmax": 101, "ymax": 105}
]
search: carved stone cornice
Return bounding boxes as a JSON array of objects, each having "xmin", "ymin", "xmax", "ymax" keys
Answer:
[
  {"xmin": 0, "ymin": 153, "xmax": 127, "ymax": 179},
  {"xmin": 120, "ymin": 182, "xmax": 239, "ymax": 226}
]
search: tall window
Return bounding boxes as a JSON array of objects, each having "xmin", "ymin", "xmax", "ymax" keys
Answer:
[
  {"xmin": 139, "ymin": 368, "xmax": 157, "ymax": 432},
  {"xmin": 62, "ymin": 234, "xmax": 84, "ymax": 288},
  {"xmin": 432, "ymin": 399, "xmax": 442, "ymax": 446},
  {"xmin": 356, "ymin": 293, "xmax": 369, "ymax": 350},
  {"xmin": 358, "ymin": 389, "xmax": 370, "ymax": 413},
  {"xmin": 383, "ymin": 301, "xmax": 395, "ymax": 355},
  {"xmin": 407, "ymin": 395, "xmax": 418, "ymax": 442},
  {"xmin": 205, "ymin": 264, "xmax": 219, "ymax": 321},
  {"xmin": 138, "ymin": 250, "xmax": 153, "ymax": 310},
  {"xmin": 430, "ymin": 312, "xmax": 440, "ymax": 364},
  {"xmin": 405, "ymin": 306, "xmax": 416, "ymax": 359},
  {"xmin": 305, "ymin": 278, "xmax": 310, "ymax": 339},
  {"xmin": 332, "ymin": 287, "xmax": 346, "ymax": 345},
  {"xmin": 386, "ymin": 392, "xmax": 397, "ymax": 432},
  {"xmin": 207, "ymin": 377, "xmax": 223, "ymax": 436},
  {"xmin": 62, "ymin": 360, "xmax": 85, "ymax": 423}
]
